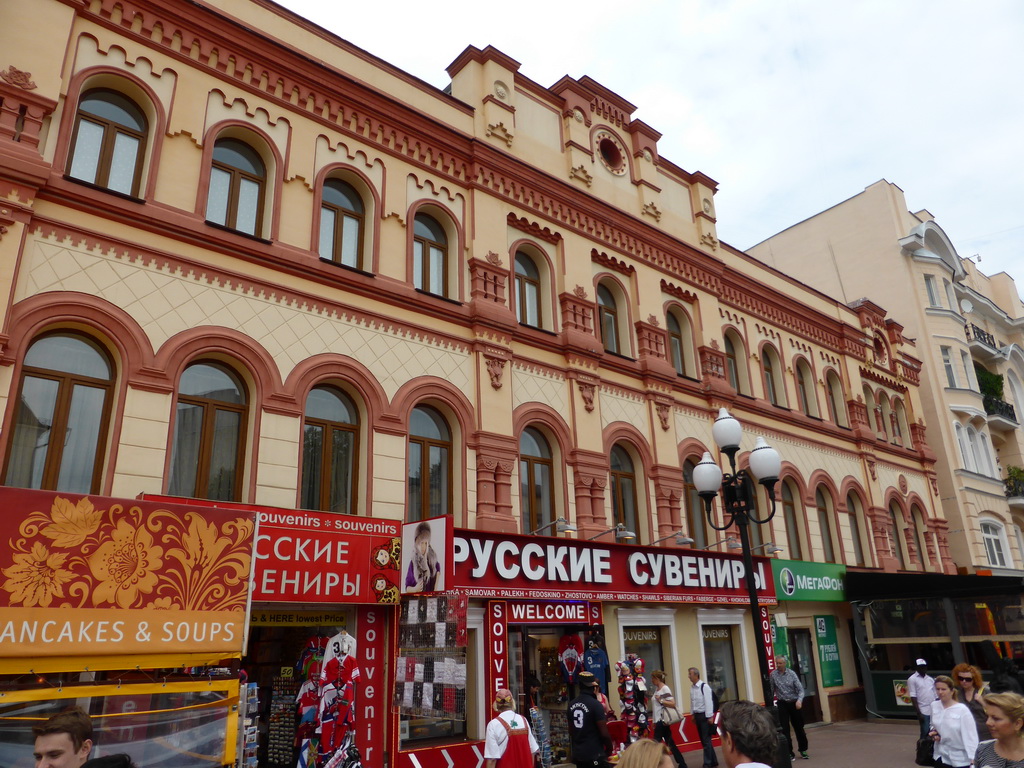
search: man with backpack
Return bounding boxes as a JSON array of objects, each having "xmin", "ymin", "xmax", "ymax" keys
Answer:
[{"xmin": 688, "ymin": 667, "xmax": 719, "ymax": 768}]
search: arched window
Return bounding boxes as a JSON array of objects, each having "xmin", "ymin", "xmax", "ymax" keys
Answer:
[
  {"xmin": 666, "ymin": 310, "xmax": 697, "ymax": 378},
  {"xmin": 980, "ymin": 520, "xmax": 1008, "ymax": 567},
  {"xmin": 413, "ymin": 214, "xmax": 448, "ymax": 297},
  {"xmin": 407, "ymin": 406, "xmax": 451, "ymax": 521},
  {"xmin": 893, "ymin": 399, "xmax": 909, "ymax": 446},
  {"xmin": 781, "ymin": 482, "xmax": 803, "ymax": 559},
  {"xmin": 609, "ymin": 444, "xmax": 638, "ymax": 539},
  {"xmin": 795, "ymin": 359, "xmax": 817, "ymax": 417},
  {"xmin": 683, "ymin": 458, "xmax": 709, "ymax": 549},
  {"xmin": 878, "ymin": 394, "xmax": 892, "ymax": 441},
  {"xmin": 826, "ymin": 371, "xmax": 847, "ymax": 426},
  {"xmin": 597, "ymin": 284, "xmax": 620, "ymax": 355},
  {"xmin": 301, "ymin": 386, "xmax": 358, "ymax": 514},
  {"xmin": 762, "ymin": 346, "xmax": 785, "ymax": 406},
  {"xmin": 723, "ymin": 330, "xmax": 750, "ymax": 395},
  {"xmin": 206, "ymin": 137, "xmax": 266, "ymax": 236},
  {"xmin": 67, "ymin": 89, "xmax": 147, "ymax": 196},
  {"xmin": 3, "ymin": 333, "xmax": 114, "ymax": 493},
  {"xmin": 815, "ymin": 487, "xmax": 836, "ymax": 561},
  {"xmin": 515, "ymin": 251, "xmax": 542, "ymax": 328},
  {"xmin": 169, "ymin": 362, "xmax": 247, "ymax": 501},
  {"xmin": 520, "ymin": 427, "xmax": 553, "ymax": 534},
  {"xmin": 846, "ymin": 492, "xmax": 867, "ymax": 567},
  {"xmin": 911, "ymin": 504, "xmax": 929, "ymax": 569},
  {"xmin": 319, "ymin": 179, "xmax": 364, "ymax": 268},
  {"xmin": 888, "ymin": 503, "xmax": 907, "ymax": 569}
]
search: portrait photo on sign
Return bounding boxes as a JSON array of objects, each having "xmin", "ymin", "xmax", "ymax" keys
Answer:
[{"xmin": 401, "ymin": 516, "xmax": 447, "ymax": 594}]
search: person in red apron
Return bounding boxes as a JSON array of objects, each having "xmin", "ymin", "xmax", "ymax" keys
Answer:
[{"xmin": 485, "ymin": 688, "xmax": 540, "ymax": 768}]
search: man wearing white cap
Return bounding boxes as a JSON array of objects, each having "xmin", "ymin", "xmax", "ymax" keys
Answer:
[
  {"xmin": 907, "ymin": 659, "xmax": 936, "ymax": 740},
  {"xmin": 485, "ymin": 688, "xmax": 539, "ymax": 768}
]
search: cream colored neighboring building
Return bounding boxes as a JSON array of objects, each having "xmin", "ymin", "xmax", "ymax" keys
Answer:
[
  {"xmin": 750, "ymin": 179, "xmax": 1024, "ymax": 575},
  {"xmin": 0, "ymin": 0, "xmax": 952, "ymax": 756}
]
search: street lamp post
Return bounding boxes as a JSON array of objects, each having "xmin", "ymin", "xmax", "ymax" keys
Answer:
[{"xmin": 692, "ymin": 407, "xmax": 789, "ymax": 767}]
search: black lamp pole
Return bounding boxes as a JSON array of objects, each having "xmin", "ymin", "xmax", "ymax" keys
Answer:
[
  {"xmin": 698, "ymin": 448, "xmax": 777, "ymax": 707},
  {"xmin": 693, "ymin": 408, "xmax": 789, "ymax": 768}
]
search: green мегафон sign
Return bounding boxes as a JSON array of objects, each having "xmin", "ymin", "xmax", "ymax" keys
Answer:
[{"xmin": 771, "ymin": 559, "xmax": 846, "ymax": 601}]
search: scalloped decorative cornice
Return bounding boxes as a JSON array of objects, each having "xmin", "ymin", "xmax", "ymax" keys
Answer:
[
  {"xmin": 591, "ymin": 249, "xmax": 634, "ymax": 276},
  {"xmin": 507, "ymin": 213, "xmax": 562, "ymax": 244}
]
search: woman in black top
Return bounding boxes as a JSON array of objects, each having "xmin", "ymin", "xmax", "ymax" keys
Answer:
[{"xmin": 953, "ymin": 663, "xmax": 990, "ymax": 740}]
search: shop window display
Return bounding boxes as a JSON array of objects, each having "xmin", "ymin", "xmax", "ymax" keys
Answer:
[
  {"xmin": 393, "ymin": 594, "xmax": 468, "ymax": 743},
  {"xmin": 701, "ymin": 625, "xmax": 740, "ymax": 704}
]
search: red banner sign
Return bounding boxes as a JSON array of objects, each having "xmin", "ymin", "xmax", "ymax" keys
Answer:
[
  {"xmin": 252, "ymin": 509, "xmax": 401, "ymax": 604},
  {"xmin": 0, "ymin": 489, "xmax": 256, "ymax": 664},
  {"xmin": 453, "ymin": 530, "xmax": 776, "ymax": 604}
]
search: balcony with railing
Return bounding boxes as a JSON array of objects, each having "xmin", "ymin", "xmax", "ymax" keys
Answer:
[
  {"xmin": 966, "ymin": 323, "xmax": 1002, "ymax": 360},
  {"xmin": 1007, "ymin": 476, "xmax": 1024, "ymax": 509},
  {"xmin": 984, "ymin": 394, "xmax": 1019, "ymax": 431}
]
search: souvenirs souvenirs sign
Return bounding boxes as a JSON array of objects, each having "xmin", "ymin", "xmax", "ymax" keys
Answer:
[
  {"xmin": 453, "ymin": 529, "xmax": 776, "ymax": 604},
  {"xmin": 252, "ymin": 508, "xmax": 401, "ymax": 604},
  {"xmin": 0, "ymin": 488, "xmax": 256, "ymax": 665}
]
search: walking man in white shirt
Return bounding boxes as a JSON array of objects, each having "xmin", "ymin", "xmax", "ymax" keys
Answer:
[
  {"xmin": 688, "ymin": 667, "xmax": 718, "ymax": 767},
  {"xmin": 907, "ymin": 658, "xmax": 937, "ymax": 740}
]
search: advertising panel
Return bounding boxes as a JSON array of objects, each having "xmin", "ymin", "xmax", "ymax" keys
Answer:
[
  {"xmin": 0, "ymin": 489, "xmax": 255, "ymax": 666},
  {"xmin": 814, "ymin": 614, "xmax": 843, "ymax": 687},
  {"xmin": 400, "ymin": 516, "xmax": 451, "ymax": 595},
  {"xmin": 771, "ymin": 559, "xmax": 846, "ymax": 602},
  {"xmin": 252, "ymin": 509, "xmax": 401, "ymax": 604},
  {"xmin": 453, "ymin": 529, "xmax": 775, "ymax": 604}
]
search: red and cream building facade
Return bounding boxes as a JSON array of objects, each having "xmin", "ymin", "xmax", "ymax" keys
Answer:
[{"xmin": 0, "ymin": 0, "xmax": 952, "ymax": 765}]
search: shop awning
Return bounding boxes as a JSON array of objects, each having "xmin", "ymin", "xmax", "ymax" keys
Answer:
[{"xmin": 846, "ymin": 569, "xmax": 1024, "ymax": 601}]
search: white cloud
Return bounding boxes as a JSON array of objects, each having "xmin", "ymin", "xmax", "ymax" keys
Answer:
[{"xmin": 277, "ymin": 0, "xmax": 1024, "ymax": 287}]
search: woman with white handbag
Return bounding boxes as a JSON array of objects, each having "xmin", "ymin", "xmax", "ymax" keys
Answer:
[{"xmin": 650, "ymin": 671, "xmax": 687, "ymax": 768}]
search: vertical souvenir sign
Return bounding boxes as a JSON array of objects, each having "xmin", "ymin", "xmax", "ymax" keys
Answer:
[
  {"xmin": 357, "ymin": 605, "xmax": 388, "ymax": 767},
  {"xmin": 760, "ymin": 606, "xmax": 777, "ymax": 674},
  {"xmin": 487, "ymin": 600, "xmax": 508, "ymax": 697}
]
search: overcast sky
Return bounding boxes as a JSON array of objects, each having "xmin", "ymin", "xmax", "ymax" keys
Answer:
[{"xmin": 276, "ymin": 0, "xmax": 1023, "ymax": 294}]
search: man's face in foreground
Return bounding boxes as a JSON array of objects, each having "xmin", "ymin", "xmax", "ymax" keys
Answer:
[{"xmin": 33, "ymin": 732, "xmax": 92, "ymax": 768}]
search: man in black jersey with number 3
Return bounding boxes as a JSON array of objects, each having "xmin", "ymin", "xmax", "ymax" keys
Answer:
[{"xmin": 568, "ymin": 671, "xmax": 613, "ymax": 768}]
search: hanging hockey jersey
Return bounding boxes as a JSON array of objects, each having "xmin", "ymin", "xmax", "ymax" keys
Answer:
[
  {"xmin": 583, "ymin": 645, "xmax": 610, "ymax": 694},
  {"xmin": 558, "ymin": 634, "xmax": 584, "ymax": 683}
]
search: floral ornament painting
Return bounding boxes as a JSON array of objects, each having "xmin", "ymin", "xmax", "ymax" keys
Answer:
[{"xmin": 1, "ymin": 494, "xmax": 254, "ymax": 612}]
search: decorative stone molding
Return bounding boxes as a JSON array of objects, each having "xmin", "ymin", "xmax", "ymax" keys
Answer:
[
  {"xmin": 642, "ymin": 201, "xmax": 662, "ymax": 221},
  {"xmin": 866, "ymin": 456, "xmax": 877, "ymax": 480},
  {"xmin": 468, "ymin": 255, "xmax": 507, "ymax": 305},
  {"xmin": 486, "ymin": 122, "xmax": 514, "ymax": 147},
  {"xmin": 660, "ymin": 280, "xmax": 697, "ymax": 303},
  {"xmin": 570, "ymin": 164, "xmax": 593, "ymax": 187},
  {"xmin": 506, "ymin": 213, "xmax": 562, "ymax": 244},
  {"xmin": 578, "ymin": 381, "xmax": 596, "ymax": 412},
  {"xmin": 591, "ymin": 248, "xmax": 635, "ymax": 276},
  {"xmin": 700, "ymin": 231, "xmax": 719, "ymax": 250},
  {"xmin": 699, "ymin": 345, "xmax": 727, "ymax": 381},
  {"xmin": 0, "ymin": 66, "xmax": 36, "ymax": 90},
  {"xmin": 656, "ymin": 403, "xmax": 670, "ymax": 431},
  {"xmin": 484, "ymin": 353, "xmax": 506, "ymax": 389}
]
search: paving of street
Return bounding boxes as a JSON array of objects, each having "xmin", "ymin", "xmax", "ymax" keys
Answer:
[{"xmin": 699, "ymin": 718, "xmax": 922, "ymax": 768}]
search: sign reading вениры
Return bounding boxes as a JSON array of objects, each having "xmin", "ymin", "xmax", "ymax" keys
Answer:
[{"xmin": 771, "ymin": 559, "xmax": 846, "ymax": 602}]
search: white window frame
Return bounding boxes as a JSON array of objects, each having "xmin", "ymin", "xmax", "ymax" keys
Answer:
[
  {"xmin": 960, "ymin": 350, "xmax": 978, "ymax": 392},
  {"xmin": 980, "ymin": 520, "xmax": 1009, "ymax": 568},
  {"xmin": 618, "ymin": 607, "xmax": 682, "ymax": 693},
  {"xmin": 941, "ymin": 346, "xmax": 958, "ymax": 388},
  {"xmin": 925, "ymin": 275, "xmax": 941, "ymax": 307},
  {"xmin": 695, "ymin": 608, "xmax": 755, "ymax": 700},
  {"xmin": 943, "ymin": 279, "xmax": 957, "ymax": 311}
]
